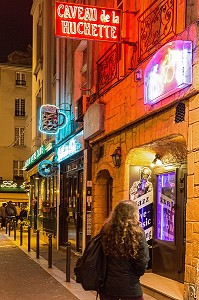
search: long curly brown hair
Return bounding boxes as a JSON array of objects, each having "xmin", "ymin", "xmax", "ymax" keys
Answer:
[{"xmin": 101, "ymin": 200, "xmax": 143, "ymax": 258}]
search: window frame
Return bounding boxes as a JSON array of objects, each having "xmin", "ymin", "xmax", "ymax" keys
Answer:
[
  {"xmin": 15, "ymin": 98, "xmax": 26, "ymax": 117},
  {"xmin": 13, "ymin": 160, "xmax": 24, "ymax": 179},
  {"xmin": 16, "ymin": 72, "xmax": 26, "ymax": 86},
  {"xmin": 14, "ymin": 127, "xmax": 25, "ymax": 146}
]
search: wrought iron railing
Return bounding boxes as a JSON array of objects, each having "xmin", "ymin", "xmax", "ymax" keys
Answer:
[
  {"xmin": 138, "ymin": 0, "xmax": 176, "ymax": 63},
  {"xmin": 97, "ymin": 44, "xmax": 120, "ymax": 94}
]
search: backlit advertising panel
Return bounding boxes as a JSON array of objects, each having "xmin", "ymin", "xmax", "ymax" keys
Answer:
[
  {"xmin": 55, "ymin": 2, "xmax": 121, "ymax": 43},
  {"xmin": 156, "ymin": 172, "xmax": 176, "ymax": 242}
]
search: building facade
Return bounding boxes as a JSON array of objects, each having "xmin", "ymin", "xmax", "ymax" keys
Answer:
[
  {"xmin": 0, "ymin": 61, "xmax": 32, "ymax": 204},
  {"xmin": 27, "ymin": 0, "xmax": 199, "ymax": 297}
]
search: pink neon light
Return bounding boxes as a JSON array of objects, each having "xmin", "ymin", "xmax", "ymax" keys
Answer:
[{"xmin": 144, "ymin": 40, "xmax": 192, "ymax": 104}]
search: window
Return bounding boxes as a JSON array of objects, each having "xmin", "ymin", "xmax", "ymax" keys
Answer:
[
  {"xmin": 16, "ymin": 72, "xmax": 26, "ymax": 85},
  {"xmin": 15, "ymin": 127, "xmax": 25, "ymax": 146},
  {"xmin": 156, "ymin": 172, "xmax": 176, "ymax": 242},
  {"xmin": 81, "ymin": 47, "xmax": 88, "ymax": 94},
  {"xmin": 74, "ymin": 41, "xmax": 88, "ymax": 101},
  {"xmin": 15, "ymin": 99, "xmax": 25, "ymax": 116},
  {"xmin": 37, "ymin": 4, "xmax": 43, "ymax": 62},
  {"xmin": 117, "ymin": 0, "xmax": 123, "ymax": 10},
  {"xmin": 13, "ymin": 161, "xmax": 24, "ymax": 179}
]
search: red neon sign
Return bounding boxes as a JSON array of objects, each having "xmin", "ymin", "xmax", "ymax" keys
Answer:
[{"xmin": 55, "ymin": 2, "xmax": 121, "ymax": 43}]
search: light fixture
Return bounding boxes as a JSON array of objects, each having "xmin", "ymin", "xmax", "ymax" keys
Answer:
[
  {"xmin": 111, "ymin": 147, "xmax": 121, "ymax": 168},
  {"xmin": 150, "ymin": 154, "xmax": 162, "ymax": 168}
]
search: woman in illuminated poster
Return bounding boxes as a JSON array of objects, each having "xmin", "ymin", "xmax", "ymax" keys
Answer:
[{"xmin": 130, "ymin": 167, "xmax": 153, "ymax": 200}]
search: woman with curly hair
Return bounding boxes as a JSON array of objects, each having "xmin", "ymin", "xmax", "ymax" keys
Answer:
[{"xmin": 100, "ymin": 200, "xmax": 149, "ymax": 300}]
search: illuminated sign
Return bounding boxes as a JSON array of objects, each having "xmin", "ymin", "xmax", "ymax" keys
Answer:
[
  {"xmin": 0, "ymin": 180, "xmax": 25, "ymax": 192},
  {"xmin": 39, "ymin": 104, "xmax": 67, "ymax": 134},
  {"xmin": 38, "ymin": 160, "xmax": 55, "ymax": 177},
  {"xmin": 24, "ymin": 143, "xmax": 53, "ymax": 169},
  {"xmin": 55, "ymin": 2, "xmax": 121, "ymax": 43},
  {"xmin": 144, "ymin": 40, "xmax": 192, "ymax": 104},
  {"xmin": 57, "ymin": 131, "xmax": 83, "ymax": 162}
]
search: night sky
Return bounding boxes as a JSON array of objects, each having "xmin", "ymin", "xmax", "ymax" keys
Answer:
[{"xmin": 0, "ymin": 0, "xmax": 32, "ymax": 62}]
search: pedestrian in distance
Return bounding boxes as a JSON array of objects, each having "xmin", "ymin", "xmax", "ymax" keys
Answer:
[
  {"xmin": 0, "ymin": 203, "xmax": 7, "ymax": 229},
  {"xmin": 99, "ymin": 200, "xmax": 149, "ymax": 300},
  {"xmin": 5, "ymin": 201, "xmax": 17, "ymax": 217},
  {"xmin": 19, "ymin": 205, "xmax": 28, "ymax": 221},
  {"xmin": 5, "ymin": 201, "xmax": 17, "ymax": 229}
]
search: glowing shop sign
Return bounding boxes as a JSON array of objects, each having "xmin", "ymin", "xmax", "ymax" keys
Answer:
[
  {"xmin": 57, "ymin": 131, "xmax": 83, "ymax": 162},
  {"xmin": 24, "ymin": 143, "xmax": 53, "ymax": 169},
  {"xmin": 0, "ymin": 180, "xmax": 25, "ymax": 191},
  {"xmin": 144, "ymin": 40, "xmax": 192, "ymax": 104},
  {"xmin": 1, "ymin": 181, "xmax": 17, "ymax": 188},
  {"xmin": 55, "ymin": 2, "xmax": 121, "ymax": 43},
  {"xmin": 39, "ymin": 104, "xmax": 67, "ymax": 134},
  {"xmin": 38, "ymin": 160, "xmax": 54, "ymax": 177}
]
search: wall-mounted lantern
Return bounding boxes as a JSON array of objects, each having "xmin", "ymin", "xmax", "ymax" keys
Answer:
[{"xmin": 111, "ymin": 147, "xmax": 122, "ymax": 168}]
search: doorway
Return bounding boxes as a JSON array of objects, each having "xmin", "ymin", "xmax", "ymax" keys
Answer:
[
  {"xmin": 59, "ymin": 159, "xmax": 83, "ymax": 252},
  {"xmin": 152, "ymin": 164, "xmax": 186, "ymax": 282}
]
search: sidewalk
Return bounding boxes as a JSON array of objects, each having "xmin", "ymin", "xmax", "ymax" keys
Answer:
[
  {"xmin": 1, "ymin": 228, "xmax": 156, "ymax": 300},
  {"xmin": 0, "ymin": 231, "xmax": 96, "ymax": 300}
]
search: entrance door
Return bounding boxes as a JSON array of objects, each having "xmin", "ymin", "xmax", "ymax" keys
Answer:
[
  {"xmin": 152, "ymin": 165, "xmax": 186, "ymax": 282},
  {"xmin": 66, "ymin": 171, "xmax": 83, "ymax": 252},
  {"xmin": 59, "ymin": 167, "xmax": 83, "ymax": 251}
]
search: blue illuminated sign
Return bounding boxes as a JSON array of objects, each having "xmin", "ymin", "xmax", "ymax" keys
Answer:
[
  {"xmin": 57, "ymin": 131, "xmax": 83, "ymax": 162},
  {"xmin": 38, "ymin": 160, "xmax": 54, "ymax": 177},
  {"xmin": 39, "ymin": 104, "xmax": 67, "ymax": 134}
]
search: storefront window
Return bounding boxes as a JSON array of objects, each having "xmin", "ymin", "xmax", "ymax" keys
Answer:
[{"xmin": 156, "ymin": 171, "xmax": 176, "ymax": 242}]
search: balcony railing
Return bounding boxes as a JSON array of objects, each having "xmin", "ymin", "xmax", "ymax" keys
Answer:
[
  {"xmin": 138, "ymin": 0, "xmax": 177, "ymax": 63},
  {"xmin": 97, "ymin": 44, "xmax": 120, "ymax": 94}
]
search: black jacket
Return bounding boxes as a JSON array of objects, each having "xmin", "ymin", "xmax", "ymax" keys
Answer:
[{"xmin": 102, "ymin": 230, "xmax": 149, "ymax": 298}]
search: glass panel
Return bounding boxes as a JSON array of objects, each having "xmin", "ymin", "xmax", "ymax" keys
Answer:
[
  {"xmin": 68, "ymin": 176, "xmax": 77, "ymax": 248},
  {"xmin": 156, "ymin": 171, "xmax": 176, "ymax": 242}
]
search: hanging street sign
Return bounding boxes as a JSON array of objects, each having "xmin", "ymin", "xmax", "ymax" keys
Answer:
[{"xmin": 55, "ymin": 2, "xmax": 121, "ymax": 43}]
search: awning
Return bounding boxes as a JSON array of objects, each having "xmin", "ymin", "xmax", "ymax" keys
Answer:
[{"xmin": 0, "ymin": 193, "xmax": 29, "ymax": 203}]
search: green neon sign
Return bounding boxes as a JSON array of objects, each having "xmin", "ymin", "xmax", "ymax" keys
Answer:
[{"xmin": 24, "ymin": 143, "xmax": 53, "ymax": 169}]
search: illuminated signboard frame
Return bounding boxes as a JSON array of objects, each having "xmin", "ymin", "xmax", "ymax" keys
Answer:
[
  {"xmin": 39, "ymin": 104, "xmax": 67, "ymax": 135},
  {"xmin": 57, "ymin": 131, "xmax": 83, "ymax": 163},
  {"xmin": 55, "ymin": 2, "xmax": 121, "ymax": 43},
  {"xmin": 144, "ymin": 40, "xmax": 192, "ymax": 105}
]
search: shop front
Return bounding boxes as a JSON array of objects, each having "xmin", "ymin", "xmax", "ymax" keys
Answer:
[
  {"xmin": 0, "ymin": 180, "xmax": 29, "ymax": 206},
  {"xmin": 92, "ymin": 128, "xmax": 187, "ymax": 284},
  {"xmin": 24, "ymin": 142, "xmax": 57, "ymax": 238},
  {"xmin": 56, "ymin": 130, "xmax": 87, "ymax": 251},
  {"xmin": 88, "ymin": 35, "xmax": 195, "ymax": 286},
  {"xmin": 128, "ymin": 147, "xmax": 187, "ymax": 283}
]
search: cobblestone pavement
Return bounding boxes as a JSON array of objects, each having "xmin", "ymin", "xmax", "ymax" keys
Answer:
[{"xmin": 0, "ymin": 228, "xmax": 156, "ymax": 300}]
